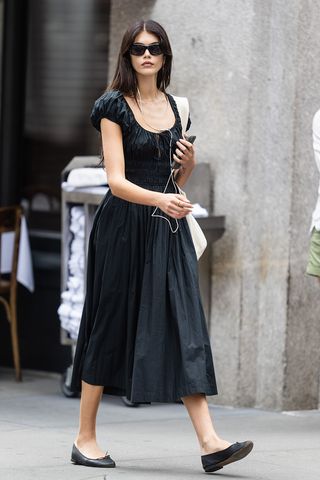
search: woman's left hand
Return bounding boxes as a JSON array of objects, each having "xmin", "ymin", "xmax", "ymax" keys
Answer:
[{"xmin": 173, "ymin": 136, "xmax": 196, "ymax": 170}]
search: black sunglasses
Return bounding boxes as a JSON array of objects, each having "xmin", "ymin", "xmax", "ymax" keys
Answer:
[{"xmin": 129, "ymin": 43, "xmax": 163, "ymax": 56}]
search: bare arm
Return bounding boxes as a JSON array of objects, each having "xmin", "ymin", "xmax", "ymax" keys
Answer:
[
  {"xmin": 313, "ymin": 110, "xmax": 320, "ymax": 174},
  {"xmin": 101, "ymin": 118, "xmax": 193, "ymax": 218}
]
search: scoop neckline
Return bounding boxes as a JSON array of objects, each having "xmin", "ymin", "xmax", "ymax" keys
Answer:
[{"xmin": 120, "ymin": 92, "xmax": 179, "ymax": 134}]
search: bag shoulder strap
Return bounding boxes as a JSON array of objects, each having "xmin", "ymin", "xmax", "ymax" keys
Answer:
[{"xmin": 172, "ymin": 95, "xmax": 189, "ymax": 134}]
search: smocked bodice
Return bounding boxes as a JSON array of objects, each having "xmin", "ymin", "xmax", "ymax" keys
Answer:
[{"xmin": 90, "ymin": 90, "xmax": 191, "ymax": 189}]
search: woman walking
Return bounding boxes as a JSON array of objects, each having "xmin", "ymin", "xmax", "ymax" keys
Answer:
[{"xmin": 70, "ymin": 19, "xmax": 253, "ymax": 473}]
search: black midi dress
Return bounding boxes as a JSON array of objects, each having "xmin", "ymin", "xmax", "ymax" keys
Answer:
[{"xmin": 70, "ymin": 90, "xmax": 218, "ymax": 403}]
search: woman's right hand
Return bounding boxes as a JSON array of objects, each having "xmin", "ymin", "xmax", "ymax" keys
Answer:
[{"xmin": 156, "ymin": 193, "xmax": 193, "ymax": 219}]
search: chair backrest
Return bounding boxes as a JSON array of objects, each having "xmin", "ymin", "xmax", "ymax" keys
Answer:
[{"xmin": 0, "ymin": 206, "xmax": 22, "ymax": 290}]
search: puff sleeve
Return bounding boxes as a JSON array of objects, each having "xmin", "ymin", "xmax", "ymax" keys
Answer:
[{"xmin": 90, "ymin": 90, "xmax": 124, "ymax": 132}]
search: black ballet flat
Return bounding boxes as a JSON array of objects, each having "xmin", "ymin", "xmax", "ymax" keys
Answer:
[
  {"xmin": 71, "ymin": 443, "xmax": 116, "ymax": 468},
  {"xmin": 201, "ymin": 440, "xmax": 253, "ymax": 473}
]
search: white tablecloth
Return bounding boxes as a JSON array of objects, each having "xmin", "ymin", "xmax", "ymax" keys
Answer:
[{"xmin": 1, "ymin": 216, "xmax": 34, "ymax": 292}]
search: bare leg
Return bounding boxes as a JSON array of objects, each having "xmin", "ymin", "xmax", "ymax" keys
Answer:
[
  {"xmin": 182, "ymin": 393, "xmax": 231, "ymax": 455},
  {"xmin": 74, "ymin": 380, "xmax": 105, "ymax": 458}
]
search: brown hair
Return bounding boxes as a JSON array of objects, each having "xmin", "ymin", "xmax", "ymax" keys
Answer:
[{"xmin": 108, "ymin": 19, "xmax": 173, "ymax": 99}]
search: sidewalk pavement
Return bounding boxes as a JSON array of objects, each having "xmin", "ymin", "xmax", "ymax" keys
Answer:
[{"xmin": 0, "ymin": 368, "xmax": 319, "ymax": 480}]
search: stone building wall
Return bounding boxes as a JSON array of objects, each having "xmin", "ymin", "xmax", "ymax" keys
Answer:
[{"xmin": 107, "ymin": 0, "xmax": 320, "ymax": 410}]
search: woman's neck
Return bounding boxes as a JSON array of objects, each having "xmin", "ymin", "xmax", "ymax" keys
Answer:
[{"xmin": 136, "ymin": 75, "xmax": 161, "ymax": 101}]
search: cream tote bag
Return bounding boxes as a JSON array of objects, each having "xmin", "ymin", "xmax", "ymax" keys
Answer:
[{"xmin": 172, "ymin": 95, "xmax": 207, "ymax": 260}]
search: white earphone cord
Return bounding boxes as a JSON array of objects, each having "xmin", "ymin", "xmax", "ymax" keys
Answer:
[
  {"xmin": 151, "ymin": 131, "xmax": 180, "ymax": 234},
  {"xmin": 136, "ymin": 88, "xmax": 180, "ymax": 234}
]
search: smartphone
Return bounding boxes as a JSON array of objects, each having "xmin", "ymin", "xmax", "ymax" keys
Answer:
[
  {"xmin": 172, "ymin": 135, "xmax": 197, "ymax": 169},
  {"xmin": 186, "ymin": 135, "xmax": 196, "ymax": 144}
]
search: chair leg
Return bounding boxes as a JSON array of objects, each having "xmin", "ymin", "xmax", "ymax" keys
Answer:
[{"xmin": 10, "ymin": 304, "xmax": 22, "ymax": 381}]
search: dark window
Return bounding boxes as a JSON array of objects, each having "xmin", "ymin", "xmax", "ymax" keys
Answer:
[{"xmin": 23, "ymin": 0, "xmax": 111, "ymax": 231}]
